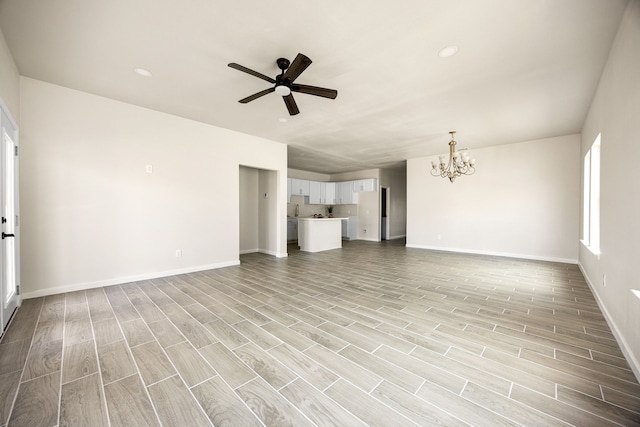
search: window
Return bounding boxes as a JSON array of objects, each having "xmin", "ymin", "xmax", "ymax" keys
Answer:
[{"xmin": 582, "ymin": 133, "xmax": 600, "ymax": 253}]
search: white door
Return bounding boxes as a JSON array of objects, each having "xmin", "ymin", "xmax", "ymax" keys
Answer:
[{"xmin": 1, "ymin": 105, "xmax": 19, "ymax": 334}]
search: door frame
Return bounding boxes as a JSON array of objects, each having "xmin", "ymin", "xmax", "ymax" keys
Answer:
[
  {"xmin": 0, "ymin": 98, "xmax": 20, "ymax": 334},
  {"xmin": 380, "ymin": 186, "xmax": 390, "ymax": 241}
]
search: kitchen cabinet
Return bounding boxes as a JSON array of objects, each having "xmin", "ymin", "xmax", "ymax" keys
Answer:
[
  {"xmin": 323, "ymin": 182, "xmax": 336, "ymax": 205},
  {"xmin": 290, "ymin": 178, "xmax": 310, "ymax": 197},
  {"xmin": 309, "ymin": 181, "xmax": 336, "ymax": 205},
  {"xmin": 309, "ymin": 181, "xmax": 322, "ymax": 204},
  {"xmin": 341, "ymin": 216, "xmax": 358, "ymax": 240},
  {"xmin": 289, "ymin": 178, "xmax": 372, "ymax": 205},
  {"xmin": 353, "ymin": 178, "xmax": 377, "ymax": 192},
  {"xmin": 336, "ymin": 181, "xmax": 357, "ymax": 204},
  {"xmin": 287, "ymin": 218, "xmax": 298, "ymax": 242}
]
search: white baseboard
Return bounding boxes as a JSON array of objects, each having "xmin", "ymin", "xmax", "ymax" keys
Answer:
[
  {"xmin": 240, "ymin": 248, "xmax": 288, "ymax": 258},
  {"xmin": 389, "ymin": 234, "xmax": 406, "ymax": 240},
  {"xmin": 404, "ymin": 244, "xmax": 578, "ymax": 264},
  {"xmin": 578, "ymin": 263, "xmax": 640, "ymax": 383},
  {"xmin": 21, "ymin": 260, "xmax": 240, "ymax": 299},
  {"xmin": 258, "ymin": 249, "xmax": 278, "ymax": 256}
]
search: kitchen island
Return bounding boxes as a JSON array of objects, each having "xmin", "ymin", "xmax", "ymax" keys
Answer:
[{"xmin": 297, "ymin": 217, "xmax": 344, "ymax": 252}]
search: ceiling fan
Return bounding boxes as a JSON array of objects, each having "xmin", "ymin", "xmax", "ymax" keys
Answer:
[{"xmin": 228, "ymin": 53, "xmax": 338, "ymax": 116}]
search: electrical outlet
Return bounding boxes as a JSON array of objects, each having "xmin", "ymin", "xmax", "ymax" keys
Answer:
[
  {"xmin": 175, "ymin": 249, "xmax": 182, "ymax": 258},
  {"xmin": 145, "ymin": 164, "xmax": 153, "ymax": 173},
  {"xmin": 437, "ymin": 234, "xmax": 442, "ymax": 240}
]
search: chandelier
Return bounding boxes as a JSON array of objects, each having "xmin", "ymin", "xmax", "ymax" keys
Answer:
[{"xmin": 430, "ymin": 131, "xmax": 476, "ymax": 182}]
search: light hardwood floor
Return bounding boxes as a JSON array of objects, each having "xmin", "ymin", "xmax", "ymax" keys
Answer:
[{"xmin": 1, "ymin": 239, "xmax": 639, "ymax": 426}]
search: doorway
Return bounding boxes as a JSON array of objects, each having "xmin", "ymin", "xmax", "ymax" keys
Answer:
[
  {"xmin": 0, "ymin": 103, "xmax": 20, "ymax": 335},
  {"xmin": 381, "ymin": 187, "xmax": 389, "ymax": 241},
  {"xmin": 239, "ymin": 166, "xmax": 278, "ymax": 256}
]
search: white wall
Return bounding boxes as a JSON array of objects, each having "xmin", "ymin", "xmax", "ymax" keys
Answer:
[
  {"xmin": 0, "ymin": 26, "xmax": 19, "ymax": 122},
  {"xmin": 258, "ymin": 169, "xmax": 279, "ymax": 256},
  {"xmin": 407, "ymin": 135, "xmax": 580, "ymax": 262},
  {"xmin": 239, "ymin": 166, "xmax": 259, "ymax": 253},
  {"xmin": 579, "ymin": 0, "xmax": 640, "ymax": 379},
  {"xmin": 20, "ymin": 77, "xmax": 288, "ymax": 297}
]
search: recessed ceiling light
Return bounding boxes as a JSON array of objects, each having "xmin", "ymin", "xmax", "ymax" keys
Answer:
[
  {"xmin": 134, "ymin": 67, "xmax": 153, "ymax": 77},
  {"xmin": 438, "ymin": 46, "xmax": 459, "ymax": 58},
  {"xmin": 278, "ymin": 118, "xmax": 288, "ymax": 123}
]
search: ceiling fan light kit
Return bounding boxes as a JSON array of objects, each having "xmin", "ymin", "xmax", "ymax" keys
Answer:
[
  {"xmin": 228, "ymin": 53, "xmax": 338, "ymax": 116},
  {"xmin": 275, "ymin": 85, "xmax": 291, "ymax": 96},
  {"xmin": 430, "ymin": 131, "xmax": 476, "ymax": 183}
]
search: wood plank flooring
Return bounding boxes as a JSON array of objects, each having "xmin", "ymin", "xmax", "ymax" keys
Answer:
[{"xmin": 1, "ymin": 239, "xmax": 639, "ymax": 426}]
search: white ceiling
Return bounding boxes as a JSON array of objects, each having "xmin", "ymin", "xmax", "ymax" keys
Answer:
[{"xmin": 0, "ymin": 0, "xmax": 628, "ymax": 173}]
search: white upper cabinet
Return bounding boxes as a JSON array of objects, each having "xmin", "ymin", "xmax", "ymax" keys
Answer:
[
  {"xmin": 323, "ymin": 182, "xmax": 336, "ymax": 205},
  {"xmin": 308, "ymin": 181, "xmax": 337, "ymax": 205},
  {"xmin": 336, "ymin": 181, "xmax": 357, "ymax": 204},
  {"xmin": 288, "ymin": 178, "xmax": 374, "ymax": 205},
  {"xmin": 290, "ymin": 178, "xmax": 310, "ymax": 197},
  {"xmin": 353, "ymin": 178, "xmax": 377, "ymax": 192},
  {"xmin": 309, "ymin": 181, "xmax": 322, "ymax": 204}
]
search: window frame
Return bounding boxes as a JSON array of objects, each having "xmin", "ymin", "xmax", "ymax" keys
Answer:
[{"xmin": 582, "ymin": 133, "xmax": 601, "ymax": 255}]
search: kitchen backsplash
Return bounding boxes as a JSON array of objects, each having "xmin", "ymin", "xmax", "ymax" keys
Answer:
[{"xmin": 288, "ymin": 195, "xmax": 357, "ymax": 217}]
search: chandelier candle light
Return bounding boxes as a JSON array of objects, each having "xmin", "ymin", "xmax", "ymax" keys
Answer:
[{"xmin": 430, "ymin": 131, "xmax": 476, "ymax": 183}]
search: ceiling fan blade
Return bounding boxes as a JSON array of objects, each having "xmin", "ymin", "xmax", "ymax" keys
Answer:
[
  {"xmin": 283, "ymin": 94, "xmax": 300, "ymax": 115},
  {"xmin": 282, "ymin": 53, "xmax": 312, "ymax": 83},
  {"xmin": 291, "ymin": 84, "xmax": 338, "ymax": 99},
  {"xmin": 239, "ymin": 87, "xmax": 275, "ymax": 103},
  {"xmin": 228, "ymin": 63, "xmax": 276, "ymax": 84}
]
